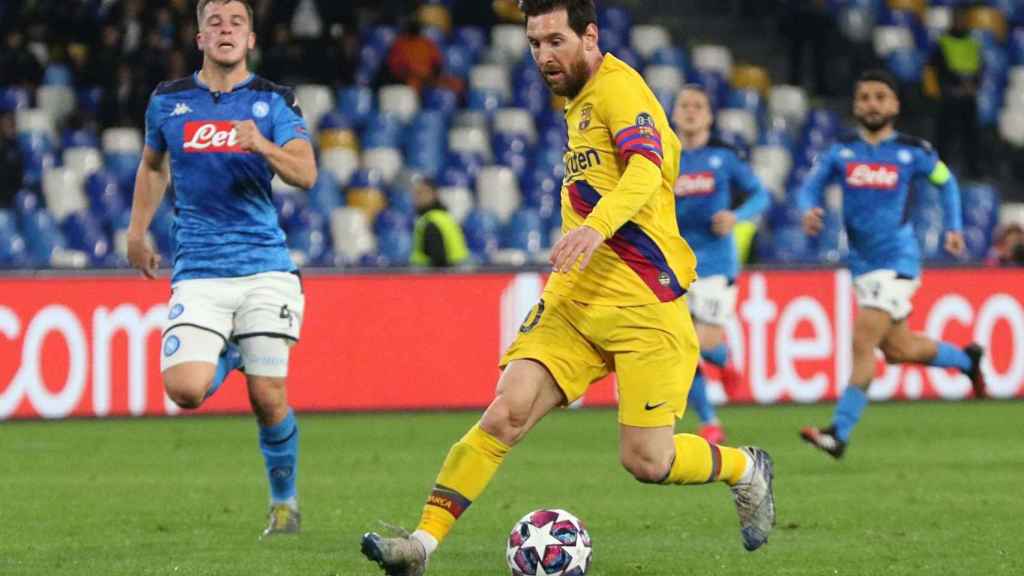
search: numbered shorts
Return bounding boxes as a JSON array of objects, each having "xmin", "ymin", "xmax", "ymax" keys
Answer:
[
  {"xmin": 853, "ymin": 269, "xmax": 920, "ymax": 321},
  {"xmin": 687, "ymin": 275, "xmax": 738, "ymax": 326},
  {"xmin": 500, "ymin": 292, "xmax": 700, "ymax": 428},
  {"xmin": 161, "ymin": 271, "xmax": 305, "ymax": 377}
]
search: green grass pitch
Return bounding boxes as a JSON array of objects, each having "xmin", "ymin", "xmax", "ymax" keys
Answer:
[{"xmin": 2, "ymin": 402, "xmax": 1022, "ymax": 575}]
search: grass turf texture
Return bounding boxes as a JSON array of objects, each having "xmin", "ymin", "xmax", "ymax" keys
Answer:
[{"xmin": 2, "ymin": 402, "xmax": 1022, "ymax": 575}]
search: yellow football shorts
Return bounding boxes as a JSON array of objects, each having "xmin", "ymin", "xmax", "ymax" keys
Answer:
[{"xmin": 500, "ymin": 291, "xmax": 700, "ymax": 428}]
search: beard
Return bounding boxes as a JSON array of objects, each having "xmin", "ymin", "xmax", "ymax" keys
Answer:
[
  {"xmin": 542, "ymin": 55, "xmax": 591, "ymax": 99},
  {"xmin": 856, "ymin": 111, "xmax": 896, "ymax": 133}
]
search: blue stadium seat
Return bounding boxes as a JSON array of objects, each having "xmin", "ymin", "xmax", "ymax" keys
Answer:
[
  {"xmin": 86, "ymin": 173, "xmax": 126, "ymax": 228},
  {"xmin": 43, "ymin": 63, "xmax": 73, "ymax": 86},
  {"xmin": 386, "ymin": 186, "xmax": 417, "ymax": 220},
  {"xmin": 767, "ymin": 226, "xmax": 811, "ymax": 264},
  {"xmin": 20, "ymin": 210, "xmax": 65, "ymax": 266},
  {"xmin": 467, "ymin": 88, "xmax": 505, "ymax": 117},
  {"xmin": 598, "ymin": 5, "xmax": 633, "ymax": 37},
  {"xmin": 60, "ymin": 210, "xmax": 112, "ymax": 266},
  {"xmin": 422, "ymin": 26, "xmax": 447, "ymax": 49},
  {"xmin": 727, "ymin": 89, "xmax": 764, "ymax": 115},
  {"xmin": 364, "ymin": 25, "xmax": 398, "ymax": 53},
  {"xmin": 337, "ymin": 86, "xmax": 375, "ymax": 128},
  {"xmin": 687, "ymin": 69, "xmax": 729, "ymax": 110},
  {"xmin": 361, "ymin": 112, "xmax": 403, "ymax": 149},
  {"xmin": 649, "ymin": 46, "xmax": 689, "ymax": 73},
  {"xmin": 514, "ymin": 82, "xmax": 549, "ymax": 116},
  {"xmin": 376, "ymin": 227, "xmax": 413, "ymax": 266},
  {"xmin": 887, "ymin": 48, "xmax": 925, "ymax": 83},
  {"xmin": 355, "ymin": 44, "xmax": 385, "ymax": 86},
  {"xmin": 462, "ymin": 209, "xmax": 500, "ymax": 260},
  {"xmin": 444, "ymin": 151, "xmax": 486, "ymax": 181},
  {"xmin": 318, "ymin": 110, "xmax": 352, "ymax": 132},
  {"xmin": 502, "ymin": 208, "xmax": 544, "ymax": 253},
  {"xmin": 0, "ymin": 229, "xmax": 29, "ymax": 268},
  {"xmin": 308, "ymin": 170, "xmax": 343, "ymax": 216},
  {"xmin": 598, "ymin": 28, "xmax": 626, "ymax": 54},
  {"xmin": 0, "ymin": 86, "xmax": 30, "ymax": 112},
  {"xmin": 14, "ymin": 189, "xmax": 42, "ymax": 218},
  {"xmin": 423, "ymin": 87, "xmax": 460, "ymax": 117},
  {"xmin": 0, "ymin": 210, "xmax": 16, "ymax": 238},
  {"xmin": 104, "ymin": 152, "xmax": 142, "ymax": 189},
  {"xmin": 287, "ymin": 209, "xmax": 330, "ymax": 263},
  {"xmin": 613, "ymin": 47, "xmax": 644, "ymax": 72},
  {"xmin": 62, "ymin": 128, "xmax": 100, "ymax": 149},
  {"xmin": 453, "ymin": 26, "xmax": 487, "ymax": 60},
  {"xmin": 1011, "ymin": 28, "xmax": 1024, "ymax": 64},
  {"xmin": 374, "ymin": 207, "xmax": 413, "ymax": 236},
  {"xmin": 76, "ymin": 86, "xmax": 104, "ymax": 115},
  {"xmin": 443, "ymin": 44, "xmax": 474, "ymax": 79}
]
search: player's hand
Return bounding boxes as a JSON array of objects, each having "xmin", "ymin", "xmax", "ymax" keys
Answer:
[
  {"xmin": 126, "ymin": 232, "xmax": 161, "ymax": 279},
  {"xmin": 944, "ymin": 231, "xmax": 966, "ymax": 257},
  {"xmin": 802, "ymin": 208, "xmax": 825, "ymax": 236},
  {"xmin": 550, "ymin": 225, "xmax": 604, "ymax": 273},
  {"xmin": 711, "ymin": 210, "xmax": 738, "ymax": 236},
  {"xmin": 232, "ymin": 120, "xmax": 270, "ymax": 155}
]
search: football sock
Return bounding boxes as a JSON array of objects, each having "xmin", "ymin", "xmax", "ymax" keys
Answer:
[
  {"xmin": 832, "ymin": 385, "xmax": 868, "ymax": 442},
  {"xmin": 417, "ymin": 424, "xmax": 509, "ymax": 546},
  {"xmin": 204, "ymin": 343, "xmax": 242, "ymax": 400},
  {"xmin": 929, "ymin": 342, "xmax": 972, "ymax": 373},
  {"xmin": 663, "ymin": 434, "xmax": 749, "ymax": 486},
  {"xmin": 687, "ymin": 367, "xmax": 717, "ymax": 424},
  {"xmin": 259, "ymin": 409, "xmax": 299, "ymax": 505},
  {"xmin": 701, "ymin": 344, "xmax": 729, "ymax": 369}
]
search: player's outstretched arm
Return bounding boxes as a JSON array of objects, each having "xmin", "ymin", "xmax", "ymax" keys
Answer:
[
  {"xmin": 795, "ymin": 147, "xmax": 836, "ymax": 237},
  {"xmin": 926, "ymin": 160, "xmax": 965, "ymax": 257},
  {"xmin": 126, "ymin": 146, "xmax": 169, "ymax": 279},
  {"xmin": 233, "ymin": 120, "xmax": 317, "ymax": 190}
]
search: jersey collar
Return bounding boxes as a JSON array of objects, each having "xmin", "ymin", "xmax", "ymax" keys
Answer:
[{"xmin": 193, "ymin": 70, "xmax": 255, "ymax": 93}]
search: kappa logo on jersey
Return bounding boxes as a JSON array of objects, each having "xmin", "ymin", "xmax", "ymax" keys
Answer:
[
  {"xmin": 845, "ymin": 162, "xmax": 899, "ymax": 190},
  {"xmin": 183, "ymin": 121, "xmax": 244, "ymax": 153},
  {"xmin": 674, "ymin": 171, "xmax": 716, "ymax": 196},
  {"xmin": 171, "ymin": 102, "xmax": 192, "ymax": 117}
]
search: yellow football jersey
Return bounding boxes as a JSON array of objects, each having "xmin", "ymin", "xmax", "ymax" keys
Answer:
[{"xmin": 544, "ymin": 53, "xmax": 696, "ymax": 305}]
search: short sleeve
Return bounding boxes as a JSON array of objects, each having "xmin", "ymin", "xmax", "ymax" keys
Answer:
[
  {"xmin": 599, "ymin": 72, "xmax": 664, "ymax": 167},
  {"xmin": 144, "ymin": 94, "xmax": 167, "ymax": 152},
  {"xmin": 271, "ymin": 89, "xmax": 311, "ymax": 148}
]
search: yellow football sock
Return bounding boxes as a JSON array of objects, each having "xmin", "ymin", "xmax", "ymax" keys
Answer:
[
  {"xmin": 416, "ymin": 424, "xmax": 510, "ymax": 544},
  {"xmin": 663, "ymin": 433, "xmax": 749, "ymax": 486}
]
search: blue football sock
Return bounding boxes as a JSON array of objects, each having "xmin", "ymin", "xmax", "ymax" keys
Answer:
[
  {"xmin": 832, "ymin": 385, "xmax": 869, "ymax": 442},
  {"xmin": 929, "ymin": 342, "xmax": 972, "ymax": 373},
  {"xmin": 259, "ymin": 409, "xmax": 299, "ymax": 505},
  {"xmin": 701, "ymin": 344, "xmax": 729, "ymax": 368},
  {"xmin": 687, "ymin": 368, "xmax": 717, "ymax": 424},
  {"xmin": 204, "ymin": 343, "xmax": 242, "ymax": 400}
]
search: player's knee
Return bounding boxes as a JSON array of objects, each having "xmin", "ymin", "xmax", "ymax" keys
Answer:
[
  {"xmin": 163, "ymin": 374, "xmax": 209, "ymax": 409},
  {"xmin": 247, "ymin": 377, "xmax": 288, "ymax": 422},
  {"xmin": 852, "ymin": 333, "xmax": 878, "ymax": 358},
  {"xmin": 881, "ymin": 341, "xmax": 911, "ymax": 364},
  {"xmin": 620, "ymin": 451, "xmax": 671, "ymax": 484},
  {"xmin": 480, "ymin": 404, "xmax": 529, "ymax": 446}
]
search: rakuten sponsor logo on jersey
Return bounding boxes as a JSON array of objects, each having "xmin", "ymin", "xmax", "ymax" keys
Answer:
[
  {"xmin": 183, "ymin": 121, "xmax": 243, "ymax": 153},
  {"xmin": 845, "ymin": 163, "xmax": 899, "ymax": 190},
  {"xmin": 674, "ymin": 171, "xmax": 716, "ymax": 196},
  {"xmin": 564, "ymin": 148, "xmax": 601, "ymax": 178}
]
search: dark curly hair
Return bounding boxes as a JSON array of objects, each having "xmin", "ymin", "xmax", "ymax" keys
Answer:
[
  {"xmin": 856, "ymin": 69, "xmax": 899, "ymax": 96},
  {"xmin": 518, "ymin": 0, "xmax": 597, "ymax": 37}
]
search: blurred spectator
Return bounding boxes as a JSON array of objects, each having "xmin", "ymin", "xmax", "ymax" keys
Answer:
[
  {"xmin": 260, "ymin": 23, "xmax": 307, "ymax": 85},
  {"xmin": 930, "ymin": 9, "xmax": 984, "ymax": 179},
  {"xmin": 411, "ymin": 178, "xmax": 469, "ymax": 268},
  {"xmin": 779, "ymin": 0, "xmax": 834, "ymax": 96},
  {"xmin": 987, "ymin": 223, "xmax": 1024, "ymax": 266},
  {"xmin": 385, "ymin": 19, "xmax": 443, "ymax": 92},
  {"xmin": 1, "ymin": 30, "xmax": 44, "ymax": 87},
  {"xmin": 98, "ymin": 63, "xmax": 148, "ymax": 128},
  {"xmin": 0, "ymin": 112, "xmax": 22, "ymax": 209}
]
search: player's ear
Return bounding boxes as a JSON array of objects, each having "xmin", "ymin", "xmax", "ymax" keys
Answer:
[
  {"xmin": 247, "ymin": 31, "xmax": 256, "ymax": 50},
  {"xmin": 582, "ymin": 23, "xmax": 599, "ymax": 52}
]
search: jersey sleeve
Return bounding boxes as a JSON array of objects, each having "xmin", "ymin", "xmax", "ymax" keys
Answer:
[
  {"xmin": 729, "ymin": 151, "xmax": 771, "ymax": 222},
  {"xmin": 600, "ymin": 72, "xmax": 664, "ymax": 168},
  {"xmin": 271, "ymin": 89, "xmax": 311, "ymax": 148},
  {"xmin": 796, "ymin": 146, "xmax": 838, "ymax": 213},
  {"xmin": 144, "ymin": 94, "xmax": 167, "ymax": 152}
]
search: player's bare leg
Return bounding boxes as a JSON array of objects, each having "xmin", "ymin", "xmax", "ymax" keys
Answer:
[
  {"xmin": 802, "ymin": 307, "xmax": 890, "ymax": 458},
  {"xmin": 248, "ymin": 373, "xmax": 301, "ymax": 538},
  {"xmin": 163, "ymin": 362, "xmax": 218, "ymax": 409},
  {"xmin": 361, "ymin": 360, "xmax": 564, "ymax": 575},
  {"xmin": 693, "ymin": 322, "xmax": 727, "ymax": 443},
  {"xmin": 880, "ymin": 320, "xmax": 987, "ymax": 398}
]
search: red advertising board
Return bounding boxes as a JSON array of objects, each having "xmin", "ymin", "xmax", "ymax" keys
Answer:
[{"xmin": 1, "ymin": 268, "xmax": 1022, "ymax": 420}]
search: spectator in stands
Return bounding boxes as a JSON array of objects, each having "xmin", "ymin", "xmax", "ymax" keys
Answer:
[
  {"xmin": 385, "ymin": 18, "xmax": 443, "ymax": 92},
  {"xmin": 0, "ymin": 112, "xmax": 22, "ymax": 209},
  {"xmin": 987, "ymin": 223, "xmax": 1024, "ymax": 266},
  {"xmin": 1, "ymin": 29, "xmax": 44, "ymax": 87},
  {"xmin": 930, "ymin": 8, "xmax": 984, "ymax": 180},
  {"xmin": 411, "ymin": 177, "xmax": 469, "ymax": 268},
  {"xmin": 779, "ymin": 0, "xmax": 834, "ymax": 96}
]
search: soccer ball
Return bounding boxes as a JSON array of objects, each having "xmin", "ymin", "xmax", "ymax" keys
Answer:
[{"xmin": 506, "ymin": 508, "xmax": 592, "ymax": 576}]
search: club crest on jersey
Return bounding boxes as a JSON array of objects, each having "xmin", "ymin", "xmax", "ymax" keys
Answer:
[
  {"xmin": 578, "ymin": 103, "xmax": 593, "ymax": 130},
  {"xmin": 183, "ymin": 121, "xmax": 243, "ymax": 153},
  {"xmin": 846, "ymin": 162, "xmax": 899, "ymax": 189},
  {"xmin": 252, "ymin": 101, "xmax": 270, "ymax": 118},
  {"xmin": 675, "ymin": 171, "xmax": 716, "ymax": 196}
]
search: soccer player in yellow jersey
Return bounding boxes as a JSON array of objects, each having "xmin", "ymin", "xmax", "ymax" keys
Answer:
[{"xmin": 360, "ymin": 2, "xmax": 775, "ymax": 573}]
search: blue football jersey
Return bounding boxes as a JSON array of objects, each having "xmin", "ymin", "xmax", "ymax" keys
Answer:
[
  {"xmin": 674, "ymin": 138, "xmax": 770, "ymax": 280},
  {"xmin": 796, "ymin": 132, "xmax": 962, "ymax": 279},
  {"xmin": 144, "ymin": 73, "xmax": 310, "ymax": 282}
]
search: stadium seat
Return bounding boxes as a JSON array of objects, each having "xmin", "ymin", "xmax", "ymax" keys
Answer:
[
  {"xmin": 362, "ymin": 147, "xmax": 404, "ymax": 184},
  {"xmin": 364, "ymin": 25, "xmax": 398, "ymax": 53},
  {"xmin": 295, "ymin": 84, "xmax": 334, "ymax": 132},
  {"xmin": 438, "ymin": 185, "xmax": 474, "ymax": 223},
  {"xmin": 453, "ymin": 26, "xmax": 487, "ymax": 58},
  {"xmin": 643, "ymin": 65, "xmax": 684, "ymax": 95},
  {"xmin": 443, "ymin": 44, "xmax": 474, "ymax": 79},
  {"xmin": 966, "ymin": 6, "xmax": 1007, "ymax": 42},
  {"xmin": 36, "ymin": 85, "xmax": 75, "ymax": 124},
  {"xmin": 751, "ymin": 145, "xmax": 793, "ymax": 190},
  {"xmin": 493, "ymin": 108, "xmax": 537, "ymax": 143},
  {"xmin": 0, "ymin": 86, "xmax": 30, "ymax": 112},
  {"xmin": 630, "ymin": 25, "xmax": 671, "ymax": 59},
  {"xmin": 42, "ymin": 166, "xmax": 88, "ymax": 221},
  {"xmin": 307, "ymin": 170, "xmax": 343, "ymax": 216},
  {"xmin": 839, "ymin": 6, "xmax": 876, "ymax": 43},
  {"xmin": 337, "ymin": 85, "xmax": 375, "ymax": 127},
  {"xmin": 717, "ymin": 108, "xmax": 759, "ymax": 146},
  {"xmin": 448, "ymin": 126, "xmax": 493, "ymax": 161},
  {"xmin": 16, "ymin": 108, "xmax": 55, "ymax": 140},
  {"xmin": 999, "ymin": 110, "xmax": 1024, "ymax": 146},
  {"xmin": 361, "ymin": 112, "xmax": 404, "ymax": 150},
  {"xmin": 378, "ymin": 84, "xmax": 420, "ymax": 123},
  {"xmin": 925, "ymin": 7, "xmax": 953, "ymax": 39},
  {"xmin": 887, "ymin": 48, "xmax": 925, "ymax": 83},
  {"xmin": 649, "ymin": 46, "xmax": 689, "ymax": 73},
  {"xmin": 502, "ymin": 208, "xmax": 544, "ymax": 253},
  {"xmin": 62, "ymin": 128, "xmax": 100, "ymax": 149},
  {"xmin": 321, "ymin": 148, "xmax": 360, "ymax": 186},
  {"xmin": 462, "ymin": 208, "xmax": 500, "ymax": 259},
  {"xmin": 476, "ymin": 165, "xmax": 521, "ymax": 223},
  {"xmin": 422, "ymin": 87, "xmax": 460, "ymax": 117},
  {"xmin": 732, "ymin": 65, "xmax": 772, "ymax": 96},
  {"xmin": 60, "ymin": 209, "xmax": 112, "ymax": 266},
  {"xmin": 63, "ymin": 146, "xmax": 104, "ymax": 177},
  {"xmin": 769, "ymin": 85, "xmax": 810, "ymax": 128},
  {"xmin": 692, "ymin": 44, "xmax": 734, "ymax": 78},
  {"xmin": 492, "ymin": 24, "xmax": 529, "ymax": 64},
  {"xmin": 346, "ymin": 168, "xmax": 388, "ymax": 220},
  {"xmin": 469, "ymin": 64, "xmax": 512, "ymax": 101},
  {"xmin": 467, "ymin": 88, "xmax": 505, "ymax": 117},
  {"xmin": 330, "ymin": 207, "xmax": 376, "ymax": 264},
  {"xmin": 598, "ymin": 5, "xmax": 633, "ymax": 37},
  {"xmin": 873, "ymin": 26, "xmax": 916, "ymax": 57},
  {"xmin": 85, "ymin": 170, "xmax": 125, "ymax": 226},
  {"xmin": 419, "ymin": 3, "xmax": 452, "ymax": 34}
]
